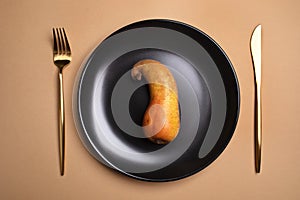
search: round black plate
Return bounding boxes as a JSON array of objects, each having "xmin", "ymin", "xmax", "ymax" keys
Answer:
[{"xmin": 73, "ymin": 19, "xmax": 240, "ymax": 182}]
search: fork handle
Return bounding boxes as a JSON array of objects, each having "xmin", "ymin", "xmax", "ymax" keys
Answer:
[{"xmin": 58, "ymin": 70, "xmax": 65, "ymax": 176}]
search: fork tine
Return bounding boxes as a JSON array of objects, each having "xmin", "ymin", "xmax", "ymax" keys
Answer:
[
  {"xmin": 56, "ymin": 28, "xmax": 63, "ymax": 55},
  {"xmin": 52, "ymin": 28, "xmax": 58, "ymax": 54},
  {"xmin": 59, "ymin": 28, "xmax": 66, "ymax": 54},
  {"xmin": 62, "ymin": 28, "xmax": 71, "ymax": 55}
]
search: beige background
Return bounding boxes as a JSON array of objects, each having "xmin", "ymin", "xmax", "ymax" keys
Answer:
[{"xmin": 1, "ymin": 0, "xmax": 299, "ymax": 199}]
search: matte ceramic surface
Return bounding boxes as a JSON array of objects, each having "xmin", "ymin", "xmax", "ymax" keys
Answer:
[{"xmin": 73, "ymin": 19, "xmax": 240, "ymax": 181}]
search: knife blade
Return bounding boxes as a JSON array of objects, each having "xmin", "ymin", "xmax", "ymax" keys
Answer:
[{"xmin": 250, "ymin": 24, "xmax": 262, "ymax": 173}]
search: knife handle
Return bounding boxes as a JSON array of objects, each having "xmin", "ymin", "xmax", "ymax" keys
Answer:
[{"xmin": 254, "ymin": 80, "xmax": 262, "ymax": 173}]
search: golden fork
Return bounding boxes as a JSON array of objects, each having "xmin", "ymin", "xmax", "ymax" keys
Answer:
[{"xmin": 52, "ymin": 28, "xmax": 71, "ymax": 176}]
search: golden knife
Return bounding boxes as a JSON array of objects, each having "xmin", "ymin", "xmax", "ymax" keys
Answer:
[{"xmin": 250, "ymin": 24, "xmax": 262, "ymax": 173}]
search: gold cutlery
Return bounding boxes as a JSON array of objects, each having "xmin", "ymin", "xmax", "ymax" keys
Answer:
[
  {"xmin": 52, "ymin": 28, "xmax": 72, "ymax": 176},
  {"xmin": 250, "ymin": 24, "xmax": 262, "ymax": 173}
]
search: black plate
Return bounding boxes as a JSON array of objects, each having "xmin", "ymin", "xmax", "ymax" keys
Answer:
[{"xmin": 73, "ymin": 19, "xmax": 240, "ymax": 182}]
